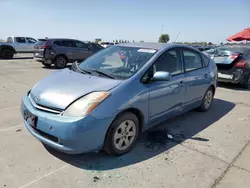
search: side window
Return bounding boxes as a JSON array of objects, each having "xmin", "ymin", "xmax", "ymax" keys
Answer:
[
  {"xmin": 153, "ymin": 49, "xmax": 182, "ymax": 76},
  {"xmin": 53, "ymin": 40, "xmax": 62, "ymax": 46},
  {"xmin": 61, "ymin": 40, "xmax": 76, "ymax": 47},
  {"xmin": 15, "ymin": 37, "xmax": 26, "ymax": 43},
  {"xmin": 26, "ymin": 38, "xmax": 37, "ymax": 43},
  {"xmin": 75, "ymin": 41, "xmax": 88, "ymax": 48},
  {"xmin": 183, "ymin": 50, "xmax": 203, "ymax": 72}
]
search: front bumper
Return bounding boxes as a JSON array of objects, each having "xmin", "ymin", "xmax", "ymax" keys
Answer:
[{"xmin": 20, "ymin": 95, "xmax": 114, "ymax": 154}]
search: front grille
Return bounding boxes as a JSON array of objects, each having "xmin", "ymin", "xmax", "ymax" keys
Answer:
[{"xmin": 28, "ymin": 94, "xmax": 62, "ymax": 114}]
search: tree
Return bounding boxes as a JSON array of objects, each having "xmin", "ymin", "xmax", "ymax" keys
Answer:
[
  {"xmin": 119, "ymin": 39, "xmax": 121, "ymax": 43},
  {"xmin": 133, "ymin": 40, "xmax": 135, "ymax": 43},
  {"xmin": 115, "ymin": 39, "xmax": 118, "ymax": 43},
  {"xmin": 158, "ymin": 34, "xmax": 170, "ymax": 43},
  {"xmin": 208, "ymin": 42, "xmax": 213, "ymax": 46},
  {"xmin": 121, "ymin": 40, "xmax": 124, "ymax": 43}
]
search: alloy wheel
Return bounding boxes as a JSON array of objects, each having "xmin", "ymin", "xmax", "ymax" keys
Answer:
[{"xmin": 113, "ymin": 120, "xmax": 137, "ymax": 151}]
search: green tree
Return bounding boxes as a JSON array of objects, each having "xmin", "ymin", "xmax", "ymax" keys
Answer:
[
  {"xmin": 121, "ymin": 40, "xmax": 124, "ymax": 43},
  {"xmin": 119, "ymin": 39, "xmax": 121, "ymax": 43},
  {"xmin": 115, "ymin": 39, "xmax": 118, "ymax": 43},
  {"xmin": 133, "ymin": 40, "xmax": 135, "ymax": 43},
  {"xmin": 158, "ymin": 34, "xmax": 170, "ymax": 43},
  {"xmin": 208, "ymin": 42, "xmax": 213, "ymax": 45}
]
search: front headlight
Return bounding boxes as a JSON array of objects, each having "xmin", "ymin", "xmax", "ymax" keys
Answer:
[{"xmin": 63, "ymin": 92, "xmax": 110, "ymax": 117}]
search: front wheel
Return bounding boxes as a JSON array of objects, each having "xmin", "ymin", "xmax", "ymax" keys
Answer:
[
  {"xmin": 197, "ymin": 87, "xmax": 214, "ymax": 112},
  {"xmin": 104, "ymin": 112, "xmax": 139, "ymax": 156}
]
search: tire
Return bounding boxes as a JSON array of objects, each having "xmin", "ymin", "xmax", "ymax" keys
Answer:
[
  {"xmin": 104, "ymin": 112, "xmax": 140, "ymax": 156},
  {"xmin": 197, "ymin": 87, "xmax": 214, "ymax": 112},
  {"xmin": 241, "ymin": 74, "xmax": 250, "ymax": 89},
  {"xmin": 1, "ymin": 48, "xmax": 14, "ymax": 59},
  {"xmin": 54, "ymin": 55, "xmax": 67, "ymax": 69}
]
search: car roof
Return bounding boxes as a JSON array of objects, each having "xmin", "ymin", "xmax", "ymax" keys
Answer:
[{"xmin": 115, "ymin": 42, "xmax": 192, "ymax": 50}]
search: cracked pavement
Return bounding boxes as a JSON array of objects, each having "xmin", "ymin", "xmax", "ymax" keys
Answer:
[{"xmin": 0, "ymin": 54, "xmax": 250, "ymax": 188}]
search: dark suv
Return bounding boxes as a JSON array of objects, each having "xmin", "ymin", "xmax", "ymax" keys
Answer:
[{"xmin": 33, "ymin": 39, "xmax": 103, "ymax": 68}]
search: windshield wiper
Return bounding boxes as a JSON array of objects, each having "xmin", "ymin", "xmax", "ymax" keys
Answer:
[
  {"xmin": 90, "ymin": 69, "xmax": 115, "ymax": 79},
  {"xmin": 72, "ymin": 61, "xmax": 92, "ymax": 74}
]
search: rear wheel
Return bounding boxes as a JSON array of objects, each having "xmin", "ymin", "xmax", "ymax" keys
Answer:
[
  {"xmin": 104, "ymin": 112, "xmax": 139, "ymax": 156},
  {"xmin": 197, "ymin": 87, "xmax": 214, "ymax": 112},
  {"xmin": 54, "ymin": 55, "xmax": 67, "ymax": 69},
  {"xmin": 241, "ymin": 74, "xmax": 250, "ymax": 89},
  {"xmin": 1, "ymin": 48, "xmax": 14, "ymax": 59}
]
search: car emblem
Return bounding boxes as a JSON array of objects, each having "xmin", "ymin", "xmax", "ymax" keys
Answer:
[{"xmin": 36, "ymin": 96, "xmax": 41, "ymax": 102}]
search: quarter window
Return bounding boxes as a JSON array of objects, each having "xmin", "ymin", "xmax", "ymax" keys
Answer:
[
  {"xmin": 183, "ymin": 50, "xmax": 203, "ymax": 72},
  {"xmin": 153, "ymin": 49, "xmax": 182, "ymax": 76}
]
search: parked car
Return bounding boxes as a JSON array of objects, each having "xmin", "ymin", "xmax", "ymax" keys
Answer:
[
  {"xmin": 86, "ymin": 42, "xmax": 104, "ymax": 52},
  {"xmin": 100, "ymin": 42, "xmax": 114, "ymax": 48},
  {"xmin": 205, "ymin": 46, "xmax": 250, "ymax": 88},
  {"xmin": 21, "ymin": 43, "xmax": 217, "ymax": 155},
  {"xmin": 33, "ymin": 38, "xmax": 102, "ymax": 68},
  {"xmin": 0, "ymin": 36, "xmax": 37, "ymax": 59}
]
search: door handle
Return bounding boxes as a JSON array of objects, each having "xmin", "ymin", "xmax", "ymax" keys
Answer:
[{"xmin": 204, "ymin": 74, "xmax": 208, "ymax": 79}]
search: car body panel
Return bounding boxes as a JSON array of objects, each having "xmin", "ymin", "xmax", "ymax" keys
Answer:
[
  {"xmin": 21, "ymin": 43, "xmax": 217, "ymax": 154},
  {"xmin": 30, "ymin": 68, "xmax": 122, "ymax": 110}
]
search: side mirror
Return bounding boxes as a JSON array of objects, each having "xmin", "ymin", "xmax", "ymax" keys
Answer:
[{"xmin": 152, "ymin": 71, "xmax": 171, "ymax": 81}]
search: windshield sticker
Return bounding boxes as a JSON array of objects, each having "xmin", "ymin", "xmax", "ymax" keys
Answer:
[{"xmin": 138, "ymin": 49, "xmax": 156, "ymax": 53}]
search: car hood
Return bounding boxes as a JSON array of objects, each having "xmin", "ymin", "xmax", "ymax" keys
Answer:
[{"xmin": 30, "ymin": 68, "xmax": 122, "ymax": 110}]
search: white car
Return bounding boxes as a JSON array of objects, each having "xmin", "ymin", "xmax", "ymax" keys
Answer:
[{"xmin": 0, "ymin": 36, "xmax": 37, "ymax": 59}]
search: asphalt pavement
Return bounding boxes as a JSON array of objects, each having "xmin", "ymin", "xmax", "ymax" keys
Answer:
[{"xmin": 0, "ymin": 54, "xmax": 249, "ymax": 188}]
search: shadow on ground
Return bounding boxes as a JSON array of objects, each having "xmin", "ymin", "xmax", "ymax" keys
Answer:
[
  {"xmin": 218, "ymin": 82, "xmax": 249, "ymax": 91},
  {"xmin": 0, "ymin": 57, "xmax": 33, "ymax": 60},
  {"xmin": 41, "ymin": 65, "xmax": 71, "ymax": 70},
  {"xmin": 46, "ymin": 98, "xmax": 235, "ymax": 171}
]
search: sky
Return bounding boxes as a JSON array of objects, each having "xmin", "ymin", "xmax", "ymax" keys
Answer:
[{"xmin": 0, "ymin": 0, "xmax": 249, "ymax": 44}]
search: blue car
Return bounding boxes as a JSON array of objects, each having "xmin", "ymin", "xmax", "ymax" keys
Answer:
[{"xmin": 21, "ymin": 43, "xmax": 218, "ymax": 156}]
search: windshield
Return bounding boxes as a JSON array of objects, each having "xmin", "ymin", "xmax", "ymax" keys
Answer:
[{"xmin": 79, "ymin": 46, "xmax": 157, "ymax": 79}]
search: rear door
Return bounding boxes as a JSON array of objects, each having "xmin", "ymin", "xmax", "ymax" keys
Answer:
[
  {"xmin": 14, "ymin": 37, "xmax": 28, "ymax": 52},
  {"xmin": 60, "ymin": 40, "xmax": 79, "ymax": 61},
  {"xmin": 181, "ymin": 48, "xmax": 210, "ymax": 109},
  {"xmin": 74, "ymin": 41, "xmax": 93, "ymax": 60},
  {"xmin": 26, "ymin": 37, "xmax": 37, "ymax": 52}
]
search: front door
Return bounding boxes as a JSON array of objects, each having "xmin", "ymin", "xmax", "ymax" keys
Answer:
[
  {"xmin": 147, "ymin": 48, "xmax": 186, "ymax": 126},
  {"xmin": 181, "ymin": 48, "xmax": 210, "ymax": 109},
  {"xmin": 14, "ymin": 37, "xmax": 29, "ymax": 52}
]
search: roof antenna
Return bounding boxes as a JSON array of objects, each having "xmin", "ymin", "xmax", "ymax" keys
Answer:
[{"xmin": 174, "ymin": 32, "xmax": 180, "ymax": 43}]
